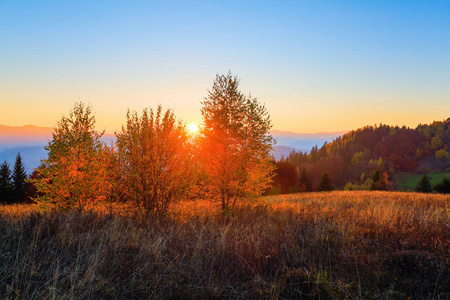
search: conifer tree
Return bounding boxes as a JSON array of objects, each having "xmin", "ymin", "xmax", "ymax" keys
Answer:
[
  {"xmin": 433, "ymin": 177, "xmax": 450, "ymax": 194},
  {"xmin": 298, "ymin": 169, "xmax": 312, "ymax": 192},
  {"xmin": 318, "ymin": 172, "xmax": 333, "ymax": 192},
  {"xmin": 0, "ymin": 161, "xmax": 12, "ymax": 203},
  {"xmin": 415, "ymin": 174, "xmax": 432, "ymax": 193},
  {"xmin": 12, "ymin": 153, "xmax": 27, "ymax": 203},
  {"xmin": 370, "ymin": 170, "xmax": 381, "ymax": 191}
]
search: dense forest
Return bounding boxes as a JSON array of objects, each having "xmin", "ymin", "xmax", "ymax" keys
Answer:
[{"xmin": 273, "ymin": 118, "xmax": 450, "ymax": 193}]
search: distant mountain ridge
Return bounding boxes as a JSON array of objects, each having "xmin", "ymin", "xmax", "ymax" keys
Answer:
[
  {"xmin": 270, "ymin": 129, "xmax": 347, "ymax": 151},
  {"xmin": 270, "ymin": 129, "xmax": 348, "ymax": 136},
  {"xmin": 0, "ymin": 124, "xmax": 54, "ymax": 136},
  {"xmin": 0, "ymin": 125, "xmax": 53, "ymax": 151}
]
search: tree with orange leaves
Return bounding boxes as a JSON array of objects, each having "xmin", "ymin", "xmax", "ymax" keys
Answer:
[
  {"xmin": 115, "ymin": 106, "xmax": 196, "ymax": 218},
  {"xmin": 31, "ymin": 103, "xmax": 112, "ymax": 211},
  {"xmin": 200, "ymin": 73, "xmax": 275, "ymax": 211}
]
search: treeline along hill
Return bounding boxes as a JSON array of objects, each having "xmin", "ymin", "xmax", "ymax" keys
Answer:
[{"xmin": 273, "ymin": 119, "xmax": 450, "ymax": 193}]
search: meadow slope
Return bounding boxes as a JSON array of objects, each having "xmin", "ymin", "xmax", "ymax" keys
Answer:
[{"xmin": 1, "ymin": 191, "xmax": 449, "ymax": 299}]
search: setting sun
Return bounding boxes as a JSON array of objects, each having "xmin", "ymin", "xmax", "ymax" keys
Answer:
[{"xmin": 188, "ymin": 123, "xmax": 199, "ymax": 133}]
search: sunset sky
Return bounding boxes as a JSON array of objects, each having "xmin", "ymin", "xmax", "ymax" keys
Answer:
[{"xmin": 1, "ymin": 1, "xmax": 449, "ymax": 134}]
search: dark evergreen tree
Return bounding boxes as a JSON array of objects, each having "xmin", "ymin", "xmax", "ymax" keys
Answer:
[
  {"xmin": 370, "ymin": 170, "xmax": 381, "ymax": 190},
  {"xmin": 0, "ymin": 161, "xmax": 13, "ymax": 203},
  {"xmin": 415, "ymin": 174, "xmax": 432, "ymax": 193},
  {"xmin": 309, "ymin": 145, "xmax": 319, "ymax": 163},
  {"xmin": 318, "ymin": 172, "xmax": 333, "ymax": 192},
  {"xmin": 433, "ymin": 177, "xmax": 450, "ymax": 194},
  {"xmin": 12, "ymin": 153, "xmax": 27, "ymax": 203},
  {"xmin": 298, "ymin": 169, "xmax": 312, "ymax": 192}
]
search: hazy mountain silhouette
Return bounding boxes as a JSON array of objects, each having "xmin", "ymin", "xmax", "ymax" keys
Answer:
[
  {"xmin": 0, "ymin": 124, "xmax": 53, "ymax": 150},
  {"xmin": 270, "ymin": 130, "xmax": 347, "ymax": 151},
  {"xmin": 0, "ymin": 146, "xmax": 48, "ymax": 175}
]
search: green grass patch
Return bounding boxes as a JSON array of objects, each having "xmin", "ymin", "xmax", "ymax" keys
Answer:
[{"xmin": 396, "ymin": 171, "xmax": 450, "ymax": 191}]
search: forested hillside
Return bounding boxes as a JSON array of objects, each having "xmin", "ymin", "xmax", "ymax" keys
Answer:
[{"xmin": 276, "ymin": 118, "xmax": 450, "ymax": 191}]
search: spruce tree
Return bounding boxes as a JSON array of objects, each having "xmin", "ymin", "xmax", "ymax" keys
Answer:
[
  {"xmin": 298, "ymin": 169, "xmax": 312, "ymax": 192},
  {"xmin": 12, "ymin": 153, "xmax": 27, "ymax": 203},
  {"xmin": 0, "ymin": 161, "xmax": 12, "ymax": 203},
  {"xmin": 318, "ymin": 172, "xmax": 333, "ymax": 192},
  {"xmin": 415, "ymin": 174, "xmax": 432, "ymax": 193},
  {"xmin": 370, "ymin": 170, "xmax": 381, "ymax": 190},
  {"xmin": 433, "ymin": 177, "xmax": 450, "ymax": 194}
]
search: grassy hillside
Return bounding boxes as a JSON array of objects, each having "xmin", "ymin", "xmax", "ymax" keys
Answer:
[
  {"xmin": 396, "ymin": 172, "xmax": 450, "ymax": 191},
  {"xmin": 1, "ymin": 192, "xmax": 449, "ymax": 299}
]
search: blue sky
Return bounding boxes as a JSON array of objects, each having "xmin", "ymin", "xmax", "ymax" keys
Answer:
[{"xmin": 1, "ymin": 1, "xmax": 449, "ymax": 133}]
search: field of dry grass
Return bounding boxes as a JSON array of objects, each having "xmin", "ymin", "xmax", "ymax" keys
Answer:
[{"xmin": 1, "ymin": 191, "xmax": 449, "ymax": 299}]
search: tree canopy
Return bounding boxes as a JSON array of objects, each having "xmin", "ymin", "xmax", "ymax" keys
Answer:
[
  {"xmin": 115, "ymin": 106, "xmax": 195, "ymax": 217},
  {"xmin": 415, "ymin": 174, "xmax": 433, "ymax": 193},
  {"xmin": 318, "ymin": 173, "xmax": 333, "ymax": 192},
  {"xmin": 31, "ymin": 102, "xmax": 112, "ymax": 211},
  {"xmin": 0, "ymin": 161, "xmax": 12, "ymax": 204},
  {"xmin": 200, "ymin": 73, "xmax": 274, "ymax": 210}
]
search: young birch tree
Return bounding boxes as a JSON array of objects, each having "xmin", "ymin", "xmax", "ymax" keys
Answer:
[
  {"xmin": 115, "ymin": 105, "xmax": 195, "ymax": 218},
  {"xmin": 31, "ymin": 103, "xmax": 111, "ymax": 211},
  {"xmin": 200, "ymin": 73, "xmax": 275, "ymax": 210}
]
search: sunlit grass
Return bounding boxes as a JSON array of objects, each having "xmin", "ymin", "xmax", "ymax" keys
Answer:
[{"xmin": 1, "ymin": 191, "xmax": 449, "ymax": 299}]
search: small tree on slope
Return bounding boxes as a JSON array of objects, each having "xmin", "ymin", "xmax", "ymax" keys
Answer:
[
  {"xmin": 0, "ymin": 161, "xmax": 12, "ymax": 203},
  {"xmin": 299, "ymin": 169, "xmax": 312, "ymax": 192},
  {"xmin": 318, "ymin": 172, "xmax": 333, "ymax": 192},
  {"xmin": 12, "ymin": 153, "xmax": 27, "ymax": 203},
  {"xmin": 433, "ymin": 177, "xmax": 450, "ymax": 194},
  {"xmin": 415, "ymin": 174, "xmax": 432, "ymax": 193}
]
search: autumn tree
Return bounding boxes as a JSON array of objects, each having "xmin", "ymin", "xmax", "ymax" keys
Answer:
[
  {"xmin": 12, "ymin": 153, "xmax": 27, "ymax": 203},
  {"xmin": 435, "ymin": 149, "xmax": 449, "ymax": 160},
  {"xmin": 115, "ymin": 106, "xmax": 195, "ymax": 218},
  {"xmin": 273, "ymin": 161, "xmax": 297, "ymax": 194},
  {"xmin": 0, "ymin": 161, "xmax": 12, "ymax": 203},
  {"xmin": 298, "ymin": 169, "xmax": 312, "ymax": 192},
  {"xmin": 369, "ymin": 169, "xmax": 391, "ymax": 191},
  {"xmin": 415, "ymin": 174, "xmax": 432, "ymax": 193},
  {"xmin": 200, "ymin": 73, "xmax": 275, "ymax": 210},
  {"xmin": 31, "ymin": 102, "xmax": 111, "ymax": 211},
  {"xmin": 318, "ymin": 172, "xmax": 333, "ymax": 192}
]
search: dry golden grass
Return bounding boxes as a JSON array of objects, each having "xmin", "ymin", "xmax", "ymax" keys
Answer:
[{"xmin": 1, "ymin": 191, "xmax": 449, "ymax": 299}]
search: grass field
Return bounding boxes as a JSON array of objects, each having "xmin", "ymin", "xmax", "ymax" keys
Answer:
[
  {"xmin": 396, "ymin": 172, "xmax": 450, "ymax": 191},
  {"xmin": 1, "ymin": 191, "xmax": 449, "ymax": 299}
]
